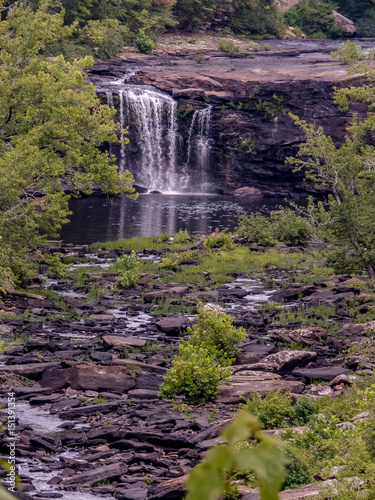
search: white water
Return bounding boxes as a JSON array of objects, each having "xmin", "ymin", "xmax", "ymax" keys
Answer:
[
  {"xmin": 186, "ymin": 106, "xmax": 213, "ymax": 192},
  {"xmin": 105, "ymin": 84, "xmax": 179, "ymax": 192}
]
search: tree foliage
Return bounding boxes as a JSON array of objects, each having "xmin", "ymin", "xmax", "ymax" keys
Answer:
[
  {"xmin": 186, "ymin": 411, "xmax": 287, "ymax": 500},
  {"xmin": 287, "ymin": 60, "xmax": 375, "ymax": 277},
  {"xmin": 283, "ymin": 0, "xmax": 343, "ymax": 38},
  {"xmin": 0, "ymin": 1, "xmax": 136, "ymax": 286}
]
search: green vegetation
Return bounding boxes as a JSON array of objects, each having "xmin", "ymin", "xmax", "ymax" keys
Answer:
[
  {"xmin": 283, "ymin": 0, "xmax": 343, "ymax": 38},
  {"xmin": 237, "ymin": 208, "xmax": 313, "ymax": 246},
  {"xmin": 186, "ymin": 411, "xmax": 287, "ymax": 500},
  {"xmin": 218, "ymin": 39, "xmax": 241, "ymax": 54},
  {"xmin": 110, "ymin": 251, "xmax": 142, "ymax": 287},
  {"xmin": 331, "ymin": 41, "xmax": 365, "ymax": 65},
  {"xmin": 187, "ymin": 308, "xmax": 247, "ymax": 365},
  {"xmin": 0, "ymin": 1, "xmax": 136, "ymax": 289},
  {"xmin": 159, "ymin": 308, "xmax": 246, "ymax": 403},
  {"xmin": 228, "ymin": 95, "xmax": 285, "ymax": 118},
  {"xmin": 159, "ymin": 341, "xmax": 231, "ymax": 404},
  {"xmin": 240, "ymin": 392, "xmax": 316, "ymax": 429}
]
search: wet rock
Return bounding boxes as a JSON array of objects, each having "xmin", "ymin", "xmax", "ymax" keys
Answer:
[
  {"xmin": 63, "ymin": 462, "xmax": 123, "ymax": 486},
  {"xmin": 154, "ymin": 317, "xmax": 192, "ymax": 335},
  {"xmin": 216, "ymin": 371, "xmax": 304, "ymax": 403},
  {"xmin": 233, "ymin": 350, "xmax": 317, "ymax": 373},
  {"xmin": 292, "ymin": 366, "xmax": 353, "ymax": 381},
  {"xmin": 144, "ymin": 287, "xmax": 189, "ymax": 303},
  {"xmin": 102, "ymin": 336, "xmax": 146, "ymax": 349},
  {"xmin": 234, "ymin": 186, "xmax": 263, "ymax": 198}
]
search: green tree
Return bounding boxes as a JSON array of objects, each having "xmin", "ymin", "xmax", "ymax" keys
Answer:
[
  {"xmin": 283, "ymin": 0, "xmax": 343, "ymax": 38},
  {"xmin": 0, "ymin": 0, "xmax": 136, "ymax": 286},
  {"xmin": 230, "ymin": 0, "xmax": 284, "ymax": 38},
  {"xmin": 287, "ymin": 61, "xmax": 375, "ymax": 277}
]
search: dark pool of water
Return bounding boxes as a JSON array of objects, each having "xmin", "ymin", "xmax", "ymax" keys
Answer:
[{"xmin": 60, "ymin": 194, "xmax": 288, "ymax": 245}]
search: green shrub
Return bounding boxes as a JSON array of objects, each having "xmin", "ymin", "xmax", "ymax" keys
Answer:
[
  {"xmin": 236, "ymin": 213, "xmax": 277, "ymax": 246},
  {"xmin": 218, "ymin": 39, "xmax": 240, "ymax": 54},
  {"xmin": 203, "ymin": 228, "xmax": 232, "ymax": 250},
  {"xmin": 331, "ymin": 41, "xmax": 365, "ymax": 65},
  {"xmin": 187, "ymin": 308, "xmax": 247, "ymax": 365},
  {"xmin": 195, "ymin": 53, "xmax": 205, "ymax": 63},
  {"xmin": 134, "ymin": 31, "xmax": 155, "ymax": 54},
  {"xmin": 229, "ymin": 0, "xmax": 285, "ymax": 38},
  {"xmin": 154, "ymin": 230, "xmax": 171, "ymax": 244},
  {"xmin": 81, "ymin": 19, "xmax": 130, "ymax": 60},
  {"xmin": 264, "ymin": 43, "xmax": 271, "ymax": 51},
  {"xmin": 250, "ymin": 41, "xmax": 260, "ymax": 52},
  {"xmin": 111, "ymin": 251, "xmax": 142, "ymax": 287},
  {"xmin": 159, "ymin": 341, "xmax": 231, "ymax": 404},
  {"xmin": 240, "ymin": 390, "xmax": 294, "ymax": 429},
  {"xmin": 272, "ymin": 209, "xmax": 313, "ymax": 246},
  {"xmin": 290, "ymin": 397, "xmax": 316, "ymax": 426},
  {"xmin": 173, "ymin": 228, "xmax": 191, "ymax": 243},
  {"xmin": 159, "ymin": 256, "xmax": 178, "ymax": 271},
  {"xmin": 236, "ymin": 209, "xmax": 313, "ymax": 247}
]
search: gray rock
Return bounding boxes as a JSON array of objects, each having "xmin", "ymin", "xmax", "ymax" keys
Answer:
[{"xmin": 292, "ymin": 367, "xmax": 353, "ymax": 381}]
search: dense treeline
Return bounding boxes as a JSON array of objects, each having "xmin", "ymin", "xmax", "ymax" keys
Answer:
[{"xmin": 2, "ymin": 0, "xmax": 374, "ymax": 61}]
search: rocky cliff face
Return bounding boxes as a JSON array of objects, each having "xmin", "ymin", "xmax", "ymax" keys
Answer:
[{"xmin": 90, "ymin": 38, "xmax": 370, "ymax": 197}]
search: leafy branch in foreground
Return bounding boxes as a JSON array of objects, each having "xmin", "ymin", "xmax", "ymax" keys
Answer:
[{"xmin": 186, "ymin": 411, "xmax": 287, "ymax": 500}]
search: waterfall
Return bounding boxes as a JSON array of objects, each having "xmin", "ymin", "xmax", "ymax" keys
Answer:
[
  {"xmin": 186, "ymin": 106, "xmax": 213, "ymax": 192},
  {"xmin": 105, "ymin": 85, "xmax": 179, "ymax": 193},
  {"xmin": 102, "ymin": 81, "xmax": 214, "ymax": 194}
]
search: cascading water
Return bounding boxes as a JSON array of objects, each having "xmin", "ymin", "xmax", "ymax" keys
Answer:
[
  {"xmin": 105, "ymin": 84, "xmax": 178, "ymax": 193},
  {"xmin": 186, "ymin": 106, "xmax": 213, "ymax": 193}
]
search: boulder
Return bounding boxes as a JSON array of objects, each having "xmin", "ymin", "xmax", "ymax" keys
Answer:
[
  {"xmin": 215, "ymin": 371, "xmax": 304, "ymax": 403},
  {"xmin": 234, "ymin": 187, "xmax": 263, "ymax": 198},
  {"xmin": 336, "ymin": 320, "xmax": 375, "ymax": 336},
  {"xmin": 154, "ymin": 317, "xmax": 192, "ymax": 335},
  {"xmin": 331, "ymin": 11, "xmax": 356, "ymax": 36},
  {"xmin": 233, "ymin": 350, "xmax": 317, "ymax": 373}
]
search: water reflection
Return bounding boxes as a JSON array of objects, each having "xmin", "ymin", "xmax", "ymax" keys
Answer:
[{"xmin": 60, "ymin": 194, "xmax": 286, "ymax": 245}]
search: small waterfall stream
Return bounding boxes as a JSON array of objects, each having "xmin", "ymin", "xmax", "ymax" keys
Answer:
[
  {"xmin": 186, "ymin": 106, "xmax": 213, "ymax": 192},
  {"xmin": 101, "ymin": 80, "xmax": 213, "ymax": 194}
]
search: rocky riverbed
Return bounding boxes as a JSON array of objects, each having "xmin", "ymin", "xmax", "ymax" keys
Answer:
[{"xmin": 0, "ymin": 240, "xmax": 374, "ymax": 499}]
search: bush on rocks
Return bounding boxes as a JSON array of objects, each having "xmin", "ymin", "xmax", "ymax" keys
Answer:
[
  {"xmin": 158, "ymin": 341, "xmax": 231, "ymax": 404},
  {"xmin": 187, "ymin": 308, "xmax": 247, "ymax": 365}
]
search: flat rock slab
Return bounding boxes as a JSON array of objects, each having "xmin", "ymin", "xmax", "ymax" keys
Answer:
[
  {"xmin": 271, "ymin": 327, "xmax": 326, "ymax": 345},
  {"xmin": 144, "ymin": 286, "xmax": 189, "ymax": 303},
  {"xmin": 216, "ymin": 371, "xmax": 304, "ymax": 403},
  {"xmin": 58, "ymin": 402, "xmax": 120, "ymax": 419},
  {"xmin": 102, "ymin": 335, "xmax": 146, "ymax": 348},
  {"xmin": 292, "ymin": 366, "xmax": 353, "ymax": 381},
  {"xmin": 148, "ymin": 475, "xmax": 187, "ymax": 500},
  {"xmin": 41, "ymin": 364, "xmax": 136, "ymax": 392},
  {"xmin": 64, "ymin": 462, "xmax": 123, "ymax": 486},
  {"xmin": 0, "ymin": 362, "xmax": 59, "ymax": 376}
]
